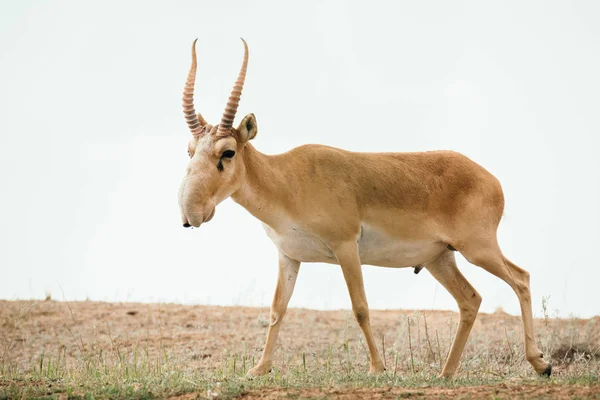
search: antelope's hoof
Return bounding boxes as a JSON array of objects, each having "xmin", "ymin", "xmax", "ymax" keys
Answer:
[
  {"xmin": 369, "ymin": 364, "xmax": 386, "ymax": 375},
  {"xmin": 246, "ymin": 363, "xmax": 272, "ymax": 377}
]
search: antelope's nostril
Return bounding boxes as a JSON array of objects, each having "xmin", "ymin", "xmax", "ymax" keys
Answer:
[{"xmin": 183, "ymin": 222, "xmax": 191, "ymax": 228}]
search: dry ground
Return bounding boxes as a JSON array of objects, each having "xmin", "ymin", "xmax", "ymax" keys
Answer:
[{"xmin": 1, "ymin": 300, "xmax": 599, "ymax": 399}]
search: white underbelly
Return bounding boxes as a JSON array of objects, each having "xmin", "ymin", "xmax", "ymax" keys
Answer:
[
  {"xmin": 263, "ymin": 223, "xmax": 445, "ymax": 268},
  {"xmin": 357, "ymin": 225, "xmax": 445, "ymax": 267}
]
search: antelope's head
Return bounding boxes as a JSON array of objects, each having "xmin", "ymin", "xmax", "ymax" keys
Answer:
[{"xmin": 178, "ymin": 39, "xmax": 258, "ymax": 228}]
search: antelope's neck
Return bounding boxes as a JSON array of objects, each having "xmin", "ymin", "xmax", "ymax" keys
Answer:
[{"xmin": 230, "ymin": 143, "xmax": 289, "ymax": 227}]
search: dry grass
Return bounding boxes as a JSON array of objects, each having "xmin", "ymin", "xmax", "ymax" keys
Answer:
[{"xmin": 0, "ymin": 299, "xmax": 599, "ymax": 399}]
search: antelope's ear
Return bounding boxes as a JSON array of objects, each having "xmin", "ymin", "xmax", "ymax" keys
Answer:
[
  {"xmin": 197, "ymin": 113, "xmax": 208, "ymax": 127},
  {"xmin": 237, "ymin": 113, "xmax": 257, "ymax": 143}
]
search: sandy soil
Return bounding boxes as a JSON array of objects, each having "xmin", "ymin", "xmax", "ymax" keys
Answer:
[
  {"xmin": 233, "ymin": 384, "xmax": 600, "ymax": 399},
  {"xmin": 1, "ymin": 300, "xmax": 599, "ymax": 399},
  {"xmin": 0, "ymin": 300, "xmax": 529, "ymax": 371}
]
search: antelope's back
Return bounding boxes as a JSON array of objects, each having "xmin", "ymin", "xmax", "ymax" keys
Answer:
[{"xmin": 279, "ymin": 145, "xmax": 505, "ymax": 234}]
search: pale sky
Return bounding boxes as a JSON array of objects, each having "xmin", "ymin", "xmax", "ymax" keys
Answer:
[{"xmin": 1, "ymin": 1, "xmax": 599, "ymax": 317}]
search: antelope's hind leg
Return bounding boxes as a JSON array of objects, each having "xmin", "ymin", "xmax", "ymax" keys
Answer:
[
  {"xmin": 247, "ymin": 252, "xmax": 300, "ymax": 377},
  {"xmin": 426, "ymin": 249, "xmax": 482, "ymax": 377},
  {"xmin": 458, "ymin": 238, "xmax": 551, "ymax": 376}
]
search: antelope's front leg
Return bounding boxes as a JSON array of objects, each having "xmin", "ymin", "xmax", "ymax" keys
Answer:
[
  {"xmin": 247, "ymin": 251, "xmax": 300, "ymax": 377},
  {"xmin": 333, "ymin": 241, "xmax": 385, "ymax": 374}
]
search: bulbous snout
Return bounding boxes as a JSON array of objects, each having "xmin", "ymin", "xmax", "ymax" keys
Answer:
[
  {"xmin": 182, "ymin": 214, "xmax": 202, "ymax": 228},
  {"xmin": 179, "ymin": 180, "xmax": 216, "ymax": 228},
  {"xmin": 181, "ymin": 207, "xmax": 215, "ymax": 228},
  {"xmin": 180, "ymin": 208, "xmax": 195, "ymax": 228},
  {"xmin": 178, "ymin": 164, "xmax": 218, "ymax": 229}
]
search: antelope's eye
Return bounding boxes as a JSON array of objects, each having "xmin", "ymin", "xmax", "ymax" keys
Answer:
[
  {"xmin": 221, "ymin": 150, "xmax": 235, "ymax": 159},
  {"xmin": 217, "ymin": 150, "xmax": 235, "ymax": 172}
]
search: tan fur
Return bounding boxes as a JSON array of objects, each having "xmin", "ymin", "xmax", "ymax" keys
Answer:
[{"xmin": 177, "ymin": 42, "xmax": 551, "ymax": 378}]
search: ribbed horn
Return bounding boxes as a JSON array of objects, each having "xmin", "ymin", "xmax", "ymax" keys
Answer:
[
  {"xmin": 182, "ymin": 39, "xmax": 206, "ymax": 136},
  {"xmin": 217, "ymin": 38, "xmax": 248, "ymax": 137}
]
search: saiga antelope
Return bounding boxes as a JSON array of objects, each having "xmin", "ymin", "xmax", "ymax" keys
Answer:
[{"xmin": 177, "ymin": 39, "xmax": 552, "ymax": 378}]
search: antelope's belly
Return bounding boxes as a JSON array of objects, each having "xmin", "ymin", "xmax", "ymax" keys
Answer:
[
  {"xmin": 357, "ymin": 225, "xmax": 445, "ymax": 267},
  {"xmin": 263, "ymin": 223, "xmax": 445, "ymax": 267}
]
